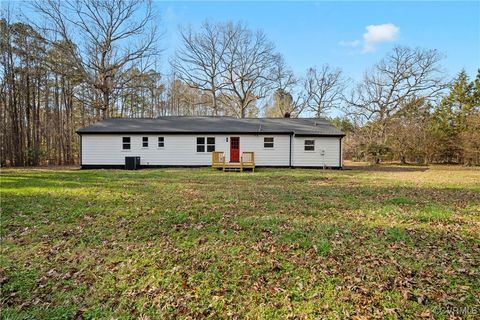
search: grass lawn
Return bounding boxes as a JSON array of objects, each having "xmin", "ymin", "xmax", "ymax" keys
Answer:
[{"xmin": 1, "ymin": 164, "xmax": 479, "ymax": 319}]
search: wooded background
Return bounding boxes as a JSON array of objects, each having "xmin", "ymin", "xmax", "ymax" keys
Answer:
[{"xmin": 1, "ymin": 0, "xmax": 479, "ymax": 167}]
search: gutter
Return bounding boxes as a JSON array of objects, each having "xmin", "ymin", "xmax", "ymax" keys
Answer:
[{"xmin": 76, "ymin": 130, "xmax": 345, "ymax": 138}]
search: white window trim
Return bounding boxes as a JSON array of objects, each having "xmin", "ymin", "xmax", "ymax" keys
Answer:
[
  {"xmin": 304, "ymin": 139, "xmax": 316, "ymax": 152},
  {"xmin": 157, "ymin": 137, "xmax": 165, "ymax": 149},
  {"xmin": 142, "ymin": 137, "xmax": 149, "ymax": 149},
  {"xmin": 196, "ymin": 137, "xmax": 205, "ymax": 153},
  {"xmin": 196, "ymin": 137, "xmax": 215, "ymax": 153},
  {"xmin": 206, "ymin": 137, "xmax": 215, "ymax": 152},
  {"xmin": 122, "ymin": 137, "xmax": 131, "ymax": 151},
  {"xmin": 263, "ymin": 137, "xmax": 274, "ymax": 149}
]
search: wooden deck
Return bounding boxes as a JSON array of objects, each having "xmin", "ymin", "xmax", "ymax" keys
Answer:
[{"xmin": 212, "ymin": 151, "xmax": 255, "ymax": 172}]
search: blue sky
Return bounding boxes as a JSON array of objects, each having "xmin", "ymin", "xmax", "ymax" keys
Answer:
[{"xmin": 157, "ymin": 1, "xmax": 479, "ymax": 81}]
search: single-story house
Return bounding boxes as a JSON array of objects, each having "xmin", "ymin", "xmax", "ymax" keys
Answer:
[{"xmin": 76, "ymin": 116, "xmax": 345, "ymax": 169}]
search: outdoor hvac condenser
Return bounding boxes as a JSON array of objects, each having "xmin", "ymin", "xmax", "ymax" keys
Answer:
[{"xmin": 125, "ymin": 156, "xmax": 141, "ymax": 170}]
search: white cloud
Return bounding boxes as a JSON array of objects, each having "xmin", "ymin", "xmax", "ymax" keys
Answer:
[
  {"xmin": 339, "ymin": 23, "xmax": 400, "ymax": 54},
  {"xmin": 362, "ymin": 23, "xmax": 400, "ymax": 52}
]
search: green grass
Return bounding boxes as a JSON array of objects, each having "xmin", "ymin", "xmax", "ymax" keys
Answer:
[
  {"xmin": 1, "ymin": 165, "xmax": 479, "ymax": 319},
  {"xmin": 415, "ymin": 204, "xmax": 453, "ymax": 222}
]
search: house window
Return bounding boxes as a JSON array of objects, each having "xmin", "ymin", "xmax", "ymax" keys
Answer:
[
  {"xmin": 207, "ymin": 137, "xmax": 215, "ymax": 152},
  {"xmin": 122, "ymin": 137, "xmax": 131, "ymax": 150},
  {"xmin": 304, "ymin": 140, "xmax": 315, "ymax": 151},
  {"xmin": 158, "ymin": 137, "xmax": 164, "ymax": 148},
  {"xmin": 264, "ymin": 137, "xmax": 274, "ymax": 148},
  {"xmin": 196, "ymin": 137, "xmax": 205, "ymax": 152},
  {"xmin": 142, "ymin": 136, "xmax": 149, "ymax": 148},
  {"xmin": 196, "ymin": 137, "xmax": 215, "ymax": 152}
]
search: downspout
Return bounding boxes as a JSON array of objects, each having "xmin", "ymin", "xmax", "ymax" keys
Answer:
[
  {"xmin": 339, "ymin": 137, "xmax": 343, "ymax": 169},
  {"xmin": 289, "ymin": 134, "xmax": 292, "ymax": 167},
  {"xmin": 79, "ymin": 134, "xmax": 83, "ymax": 169}
]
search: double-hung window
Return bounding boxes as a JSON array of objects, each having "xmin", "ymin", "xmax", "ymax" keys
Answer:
[
  {"xmin": 122, "ymin": 137, "xmax": 131, "ymax": 150},
  {"xmin": 264, "ymin": 137, "xmax": 274, "ymax": 148},
  {"xmin": 196, "ymin": 137, "xmax": 205, "ymax": 152},
  {"xmin": 158, "ymin": 137, "xmax": 164, "ymax": 148},
  {"xmin": 196, "ymin": 137, "xmax": 215, "ymax": 152},
  {"xmin": 304, "ymin": 139, "xmax": 315, "ymax": 151},
  {"xmin": 142, "ymin": 137, "xmax": 149, "ymax": 148},
  {"xmin": 206, "ymin": 137, "xmax": 215, "ymax": 152}
]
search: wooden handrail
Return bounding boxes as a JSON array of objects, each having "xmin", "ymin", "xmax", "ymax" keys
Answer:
[
  {"xmin": 212, "ymin": 151, "xmax": 225, "ymax": 168},
  {"xmin": 241, "ymin": 152, "xmax": 255, "ymax": 165},
  {"xmin": 212, "ymin": 151, "xmax": 255, "ymax": 172}
]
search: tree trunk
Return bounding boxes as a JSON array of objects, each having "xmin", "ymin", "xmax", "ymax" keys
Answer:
[{"xmin": 102, "ymin": 90, "xmax": 109, "ymax": 119}]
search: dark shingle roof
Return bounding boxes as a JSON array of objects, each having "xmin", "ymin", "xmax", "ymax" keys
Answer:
[{"xmin": 77, "ymin": 116, "xmax": 344, "ymax": 136}]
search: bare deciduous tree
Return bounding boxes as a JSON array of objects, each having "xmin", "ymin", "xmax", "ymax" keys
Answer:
[
  {"xmin": 346, "ymin": 46, "xmax": 446, "ymax": 122},
  {"xmin": 32, "ymin": 0, "xmax": 159, "ymax": 118},
  {"xmin": 174, "ymin": 21, "xmax": 294, "ymax": 118},
  {"xmin": 304, "ymin": 64, "xmax": 346, "ymax": 117},
  {"xmin": 265, "ymin": 55, "xmax": 302, "ymax": 117},
  {"xmin": 173, "ymin": 21, "xmax": 237, "ymax": 116},
  {"xmin": 271, "ymin": 54, "xmax": 296, "ymax": 94},
  {"xmin": 344, "ymin": 46, "xmax": 447, "ymax": 163},
  {"xmin": 222, "ymin": 25, "xmax": 277, "ymax": 118}
]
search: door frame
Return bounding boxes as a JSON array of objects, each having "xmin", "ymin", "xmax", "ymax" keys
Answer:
[{"xmin": 230, "ymin": 136, "xmax": 240, "ymax": 162}]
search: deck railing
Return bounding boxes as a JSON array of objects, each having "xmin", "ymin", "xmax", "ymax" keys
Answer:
[
  {"xmin": 241, "ymin": 152, "xmax": 255, "ymax": 170},
  {"xmin": 212, "ymin": 151, "xmax": 225, "ymax": 168},
  {"xmin": 211, "ymin": 151, "xmax": 255, "ymax": 171}
]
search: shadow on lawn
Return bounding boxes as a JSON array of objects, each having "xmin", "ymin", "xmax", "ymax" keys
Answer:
[
  {"xmin": 2, "ymin": 176, "xmax": 479, "ymax": 240},
  {"xmin": 2, "ymin": 169, "xmax": 479, "ymax": 212},
  {"xmin": 0, "ymin": 169, "xmax": 182, "ymax": 190},
  {"xmin": 345, "ymin": 164, "xmax": 430, "ymax": 172}
]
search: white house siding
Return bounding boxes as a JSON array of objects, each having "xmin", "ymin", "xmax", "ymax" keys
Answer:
[
  {"xmin": 222, "ymin": 134, "xmax": 291, "ymax": 166},
  {"xmin": 81, "ymin": 134, "xmax": 292, "ymax": 166},
  {"xmin": 292, "ymin": 136, "xmax": 342, "ymax": 167}
]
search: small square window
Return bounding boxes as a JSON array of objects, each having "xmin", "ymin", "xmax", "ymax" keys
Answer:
[
  {"xmin": 197, "ymin": 137, "xmax": 205, "ymax": 145},
  {"xmin": 122, "ymin": 137, "xmax": 131, "ymax": 150},
  {"xmin": 158, "ymin": 137, "xmax": 164, "ymax": 148},
  {"xmin": 264, "ymin": 137, "xmax": 274, "ymax": 148},
  {"xmin": 304, "ymin": 140, "xmax": 315, "ymax": 151}
]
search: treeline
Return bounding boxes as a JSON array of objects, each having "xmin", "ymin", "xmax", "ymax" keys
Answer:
[
  {"xmin": 340, "ymin": 70, "xmax": 480, "ymax": 165},
  {"xmin": 336, "ymin": 51, "xmax": 480, "ymax": 165},
  {"xmin": 342, "ymin": 71, "xmax": 480, "ymax": 165},
  {"xmin": 1, "ymin": 1, "xmax": 479, "ymax": 166}
]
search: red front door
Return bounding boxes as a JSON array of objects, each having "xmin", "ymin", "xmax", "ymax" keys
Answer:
[{"xmin": 230, "ymin": 137, "xmax": 240, "ymax": 162}]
